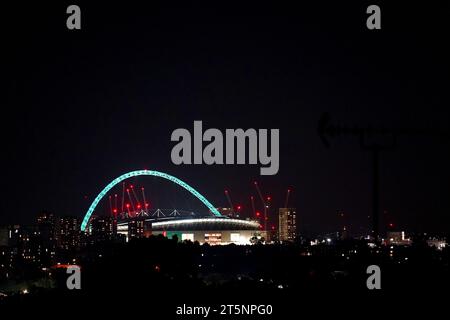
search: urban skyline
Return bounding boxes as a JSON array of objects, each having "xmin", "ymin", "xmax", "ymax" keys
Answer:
[
  {"xmin": 3, "ymin": 2, "xmax": 450, "ymax": 236},
  {"xmin": 2, "ymin": 1, "xmax": 449, "ymax": 313}
]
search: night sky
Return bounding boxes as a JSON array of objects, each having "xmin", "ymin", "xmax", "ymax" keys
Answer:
[{"xmin": 3, "ymin": 1, "xmax": 450, "ymax": 235}]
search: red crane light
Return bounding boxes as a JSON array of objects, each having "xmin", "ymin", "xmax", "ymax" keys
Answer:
[{"xmin": 256, "ymin": 211, "xmax": 261, "ymax": 217}]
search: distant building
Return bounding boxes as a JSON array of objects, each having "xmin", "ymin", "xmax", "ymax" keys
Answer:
[
  {"xmin": 115, "ymin": 220, "xmax": 150, "ymax": 242},
  {"xmin": 128, "ymin": 220, "xmax": 144, "ymax": 239},
  {"xmin": 37, "ymin": 211, "xmax": 56, "ymax": 243},
  {"xmin": 7, "ymin": 225, "xmax": 22, "ymax": 247},
  {"xmin": 36, "ymin": 212, "xmax": 57, "ymax": 265},
  {"xmin": 0, "ymin": 245, "xmax": 13, "ymax": 280},
  {"xmin": 427, "ymin": 237, "xmax": 447, "ymax": 250},
  {"xmin": 57, "ymin": 216, "xmax": 81, "ymax": 250},
  {"xmin": 386, "ymin": 231, "xmax": 411, "ymax": 245},
  {"xmin": 90, "ymin": 216, "xmax": 116, "ymax": 242},
  {"xmin": 278, "ymin": 208, "xmax": 297, "ymax": 242},
  {"xmin": 0, "ymin": 227, "xmax": 8, "ymax": 246},
  {"xmin": 7, "ymin": 224, "xmax": 43, "ymax": 265}
]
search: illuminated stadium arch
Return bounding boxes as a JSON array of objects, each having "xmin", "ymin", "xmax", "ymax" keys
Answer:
[{"xmin": 81, "ymin": 170, "xmax": 222, "ymax": 231}]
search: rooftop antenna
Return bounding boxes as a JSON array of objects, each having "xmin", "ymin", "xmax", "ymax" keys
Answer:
[
  {"xmin": 254, "ymin": 181, "xmax": 268, "ymax": 232},
  {"xmin": 317, "ymin": 112, "xmax": 449, "ymax": 240}
]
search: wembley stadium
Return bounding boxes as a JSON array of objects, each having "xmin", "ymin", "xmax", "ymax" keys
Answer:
[
  {"xmin": 83, "ymin": 170, "xmax": 265, "ymax": 245},
  {"xmin": 117, "ymin": 216, "xmax": 263, "ymax": 245}
]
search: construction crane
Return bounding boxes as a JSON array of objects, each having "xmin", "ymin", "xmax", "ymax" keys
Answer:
[
  {"xmin": 141, "ymin": 187, "xmax": 149, "ymax": 214},
  {"xmin": 108, "ymin": 195, "xmax": 113, "ymax": 216},
  {"xmin": 284, "ymin": 188, "xmax": 291, "ymax": 208},
  {"xmin": 113, "ymin": 194, "xmax": 118, "ymax": 216},
  {"xmin": 250, "ymin": 195, "xmax": 256, "ymax": 217},
  {"xmin": 126, "ymin": 188, "xmax": 136, "ymax": 214},
  {"xmin": 224, "ymin": 189, "xmax": 235, "ymax": 217},
  {"xmin": 254, "ymin": 181, "xmax": 268, "ymax": 232},
  {"xmin": 121, "ymin": 182, "xmax": 125, "ymax": 213}
]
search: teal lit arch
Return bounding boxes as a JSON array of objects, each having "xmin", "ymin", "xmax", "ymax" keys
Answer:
[{"xmin": 81, "ymin": 170, "xmax": 222, "ymax": 231}]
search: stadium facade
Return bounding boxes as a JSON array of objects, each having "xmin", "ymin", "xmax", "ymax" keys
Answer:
[{"xmin": 116, "ymin": 217, "xmax": 263, "ymax": 245}]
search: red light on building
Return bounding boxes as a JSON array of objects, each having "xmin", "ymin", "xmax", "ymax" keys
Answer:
[
  {"xmin": 256, "ymin": 212, "xmax": 261, "ymax": 217},
  {"xmin": 237, "ymin": 205, "xmax": 242, "ymax": 210}
]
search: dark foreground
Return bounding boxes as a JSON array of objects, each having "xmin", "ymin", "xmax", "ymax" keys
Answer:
[{"xmin": 1, "ymin": 236, "xmax": 448, "ymax": 318}]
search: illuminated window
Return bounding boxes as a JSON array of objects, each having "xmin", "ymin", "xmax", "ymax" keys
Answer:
[
  {"xmin": 205, "ymin": 233, "xmax": 222, "ymax": 244},
  {"xmin": 182, "ymin": 233, "xmax": 194, "ymax": 242},
  {"xmin": 230, "ymin": 233, "xmax": 240, "ymax": 243}
]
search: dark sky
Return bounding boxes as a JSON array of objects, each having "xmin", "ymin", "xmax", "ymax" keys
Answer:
[{"xmin": 3, "ymin": 1, "xmax": 450, "ymax": 235}]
